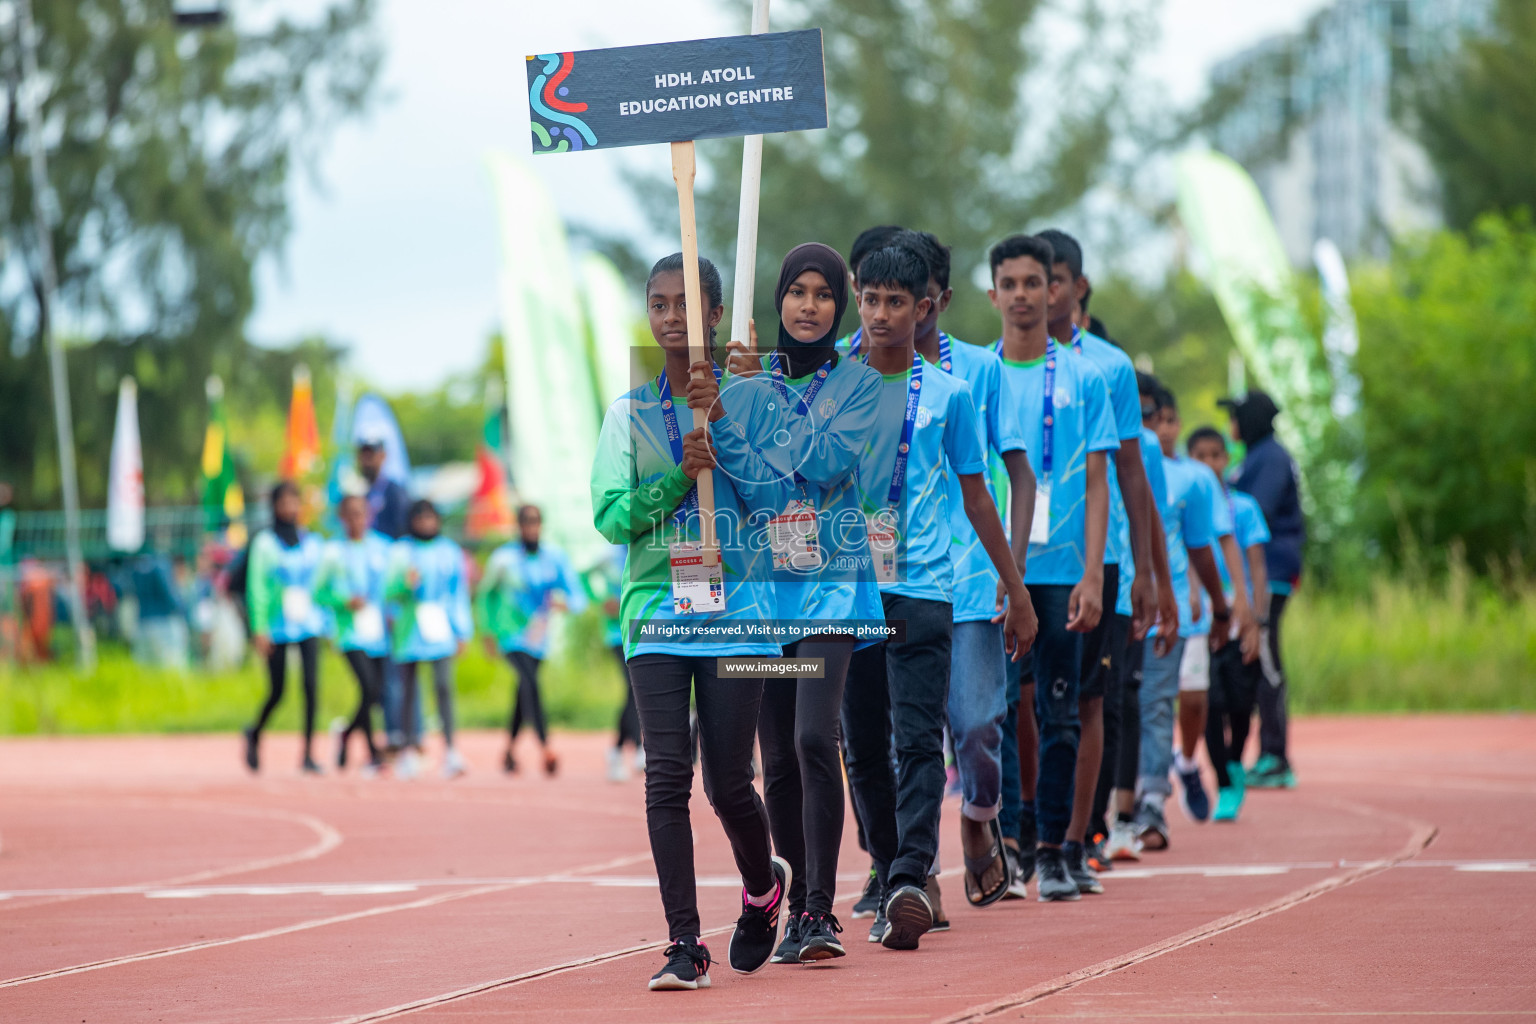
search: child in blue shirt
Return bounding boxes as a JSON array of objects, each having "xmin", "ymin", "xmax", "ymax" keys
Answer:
[
  {"xmin": 243, "ymin": 481, "xmax": 327, "ymax": 775},
  {"xmin": 386, "ymin": 500, "xmax": 472, "ymax": 781},
  {"xmin": 1189, "ymin": 427, "xmax": 1271, "ymax": 821},
  {"xmin": 477, "ymin": 504, "xmax": 586, "ymax": 777},
  {"xmin": 317, "ymin": 494, "xmax": 391, "ymax": 773},
  {"xmin": 840, "ymin": 244, "xmax": 1033, "ymax": 952},
  {"xmin": 988, "ymin": 233, "xmax": 1119, "ymax": 903}
]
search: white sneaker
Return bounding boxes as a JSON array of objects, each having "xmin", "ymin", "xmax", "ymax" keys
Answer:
[
  {"xmin": 606, "ymin": 747, "xmax": 630, "ymax": 783},
  {"xmin": 442, "ymin": 749, "xmax": 466, "ymax": 780},
  {"xmin": 396, "ymin": 750, "xmax": 420, "ymax": 781},
  {"xmin": 1003, "ymin": 846, "xmax": 1029, "ymax": 900},
  {"xmin": 633, "ymin": 747, "xmax": 646, "ymax": 773},
  {"xmin": 1106, "ymin": 820, "xmax": 1144, "ymax": 861}
]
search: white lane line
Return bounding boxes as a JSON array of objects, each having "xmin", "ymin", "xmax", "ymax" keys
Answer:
[
  {"xmin": 5, "ymin": 859, "xmax": 1528, "ymax": 902},
  {"xmin": 0, "ymin": 851, "xmax": 652, "ymax": 990}
]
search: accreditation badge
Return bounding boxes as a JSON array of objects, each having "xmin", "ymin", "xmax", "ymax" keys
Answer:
[
  {"xmin": 415, "ymin": 601, "xmax": 452, "ymax": 644},
  {"xmin": 281, "ymin": 586, "xmax": 313, "ymax": 625},
  {"xmin": 1030, "ymin": 481, "xmax": 1053, "ymax": 546},
  {"xmin": 669, "ymin": 541, "xmax": 726, "ymax": 614},
  {"xmin": 352, "ymin": 603, "xmax": 384, "ymax": 644},
  {"xmin": 770, "ymin": 499, "xmax": 822, "ymax": 572},
  {"xmin": 866, "ymin": 511, "xmax": 899, "ymax": 585}
]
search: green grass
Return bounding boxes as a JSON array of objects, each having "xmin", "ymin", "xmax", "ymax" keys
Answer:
[
  {"xmin": 1283, "ymin": 569, "xmax": 1536, "ymax": 713},
  {"xmin": 2, "ymin": 575, "xmax": 1533, "ymax": 735},
  {"xmin": 0, "ymin": 615, "xmax": 628, "ymax": 736}
]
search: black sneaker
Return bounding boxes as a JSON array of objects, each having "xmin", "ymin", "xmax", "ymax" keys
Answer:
[
  {"xmin": 851, "ymin": 868, "xmax": 881, "ymax": 919},
  {"xmin": 880, "ymin": 885, "xmax": 934, "ymax": 950},
  {"xmin": 798, "ymin": 911, "xmax": 846, "ymax": 962},
  {"xmin": 301, "ymin": 755, "xmax": 322, "ymax": 775},
  {"xmin": 1062, "ymin": 841, "xmax": 1104, "ymax": 895},
  {"xmin": 867, "ymin": 902, "xmax": 889, "ymax": 943},
  {"xmin": 649, "ymin": 938, "xmax": 712, "ymax": 991},
  {"xmin": 1036, "ymin": 846, "xmax": 1081, "ymax": 902},
  {"xmin": 242, "ymin": 727, "xmax": 259, "ymax": 773},
  {"xmin": 728, "ymin": 855, "xmax": 791, "ymax": 974},
  {"xmin": 1017, "ymin": 811, "xmax": 1038, "ymax": 883},
  {"xmin": 770, "ymin": 912, "xmax": 806, "ymax": 964},
  {"xmin": 1086, "ymin": 831, "xmax": 1114, "ymax": 873},
  {"xmin": 1003, "ymin": 844, "xmax": 1029, "ymax": 900}
]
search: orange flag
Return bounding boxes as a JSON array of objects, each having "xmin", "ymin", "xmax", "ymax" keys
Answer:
[{"xmin": 280, "ymin": 364, "xmax": 322, "ymax": 480}]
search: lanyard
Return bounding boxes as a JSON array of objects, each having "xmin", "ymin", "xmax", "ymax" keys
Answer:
[
  {"xmin": 769, "ymin": 352, "xmax": 832, "ymax": 490},
  {"xmin": 1070, "ymin": 324, "xmax": 1083, "ymax": 354},
  {"xmin": 885, "ymin": 350, "xmax": 923, "ymax": 508},
  {"xmin": 990, "ymin": 337, "xmax": 1002, "ymax": 355},
  {"xmin": 767, "ymin": 352, "xmax": 831, "ymax": 415},
  {"xmin": 938, "ymin": 332, "xmax": 952, "ymax": 372},
  {"xmin": 657, "ymin": 366, "xmax": 722, "ymax": 527},
  {"xmin": 1041, "ymin": 336, "xmax": 1058, "ymax": 478}
]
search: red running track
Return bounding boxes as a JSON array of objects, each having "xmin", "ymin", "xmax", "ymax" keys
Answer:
[{"xmin": 0, "ymin": 715, "xmax": 1532, "ymax": 1022}]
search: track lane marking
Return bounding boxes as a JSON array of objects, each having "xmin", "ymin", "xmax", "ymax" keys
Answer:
[
  {"xmin": 931, "ymin": 796, "xmax": 1440, "ymax": 1023},
  {"xmin": 0, "ymin": 851, "xmax": 650, "ymax": 990}
]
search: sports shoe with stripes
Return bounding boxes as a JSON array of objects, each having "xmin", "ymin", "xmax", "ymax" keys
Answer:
[
  {"xmin": 649, "ymin": 938, "xmax": 712, "ymax": 991},
  {"xmin": 728, "ymin": 856, "xmax": 791, "ymax": 974}
]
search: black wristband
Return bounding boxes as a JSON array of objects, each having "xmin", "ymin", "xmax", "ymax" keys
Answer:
[{"xmin": 1212, "ymin": 608, "xmax": 1232, "ymax": 621}]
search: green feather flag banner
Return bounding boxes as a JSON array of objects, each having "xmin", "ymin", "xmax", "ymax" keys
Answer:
[
  {"xmin": 1175, "ymin": 150, "xmax": 1331, "ymax": 470},
  {"xmin": 487, "ymin": 150, "xmax": 604, "ymax": 569}
]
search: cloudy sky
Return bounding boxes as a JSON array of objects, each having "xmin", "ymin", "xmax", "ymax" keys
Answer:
[{"xmin": 248, "ymin": 0, "xmax": 1331, "ymax": 390}]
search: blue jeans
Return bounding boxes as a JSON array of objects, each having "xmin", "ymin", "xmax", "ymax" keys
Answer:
[
  {"xmin": 1025, "ymin": 585, "xmax": 1084, "ymax": 846},
  {"xmin": 1138, "ymin": 636, "xmax": 1186, "ymax": 801},
  {"xmin": 948, "ymin": 620, "xmax": 1006, "ymax": 822}
]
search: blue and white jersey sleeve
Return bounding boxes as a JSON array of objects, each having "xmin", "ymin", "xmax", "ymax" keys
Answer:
[{"xmin": 942, "ymin": 385, "xmax": 987, "ymax": 476}]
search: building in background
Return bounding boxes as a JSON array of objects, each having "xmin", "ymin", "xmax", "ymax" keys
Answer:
[{"xmin": 1206, "ymin": 0, "xmax": 1489, "ymax": 265}]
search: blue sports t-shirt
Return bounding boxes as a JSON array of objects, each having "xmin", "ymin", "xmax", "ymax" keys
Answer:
[
  {"xmin": 767, "ymin": 355, "xmax": 886, "ymax": 643},
  {"xmin": 1159, "ymin": 455, "xmax": 1234, "ymax": 638},
  {"xmin": 591, "ymin": 370, "xmax": 782, "ymax": 658},
  {"xmin": 999, "ymin": 348, "xmax": 1120, "ymax": 586},
  {"xmin": 935, "ymin": 337, "xmax": 1026, "ymax": 622},
  {"xmin": 851, "ymin": 354, "xmax": 987, "ymax": 603},
  {"xmin": 479, "ymin": 541, "xmax": 588, "ymax": 660},
  {"xmin": 1195, "ymin": 486, "xmax": 1271, "ymax": 630},
  {"xmin": 1070, "ymin": 329, "xmax": 1141, "ymax": 569},
  {"xmin": 1115, "ymin": 426, "xmax": 1168, "ymax": 618}
]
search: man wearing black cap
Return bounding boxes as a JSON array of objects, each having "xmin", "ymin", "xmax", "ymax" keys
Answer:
[
  {"xmin": 357, "ymin": 433, "xmax": 411, "ymax": 541},
  {"xmin": 1221, "ymin": 390, "xmax": 1303, "ymax": 789}
]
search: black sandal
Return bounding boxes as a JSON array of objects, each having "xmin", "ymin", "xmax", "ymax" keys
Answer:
[{"xmin": 962, "ymin": 818, "xmax": 1013, "ymax": 907}]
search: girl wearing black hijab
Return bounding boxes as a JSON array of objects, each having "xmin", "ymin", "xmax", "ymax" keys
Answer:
[
  {"xmin": 243, "ymin": 481, "xmax": 327, "ymax": 773},
  {"xmin": 756, "ymin": 243, "xmax": 886, "ymax": 963}
]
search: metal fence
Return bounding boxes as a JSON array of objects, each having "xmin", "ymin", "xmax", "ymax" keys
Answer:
[{"xmin": 11, "ymin": 507, "xmax": 272, "ymax": 564}]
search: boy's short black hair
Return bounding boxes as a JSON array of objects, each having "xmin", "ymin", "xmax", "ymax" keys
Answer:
[
  {"xmin": 409, "ymin": 498, "xmax": 440, "ymax": 521},
  {"xmin": 988, "ymin": 234, "xmax": 1054, "ymax": 281},
  {"xmin": 1186, "ymin": 425, "xmax": 1227, "ymax": 453},
  {"xmin": 1136, "ymin": 370, "xmax": 1163, "ymax": 404},
  {"xmin": 850, "ymin": 226, "xmax": 906, "ymax": 281},
  {"xmin": 894, "ymin": 229, "xmax": 952, "ymax": 291},
  {"xmin": 1159, "ymin": 384, "xmax": 1178, "ymax": 412},
  {"xmin": 1035, "ymin": 228, "xmax": 1084, "ymax": 279},
  {"xmin": 857, "ymin": 246, "xmax": 930, "ymax": 302}
]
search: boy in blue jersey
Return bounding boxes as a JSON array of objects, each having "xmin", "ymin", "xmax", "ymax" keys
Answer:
[
  {"xmin": 896, "ymin": 229, "xmax": 1036, "ymax": 910},
  {"xmin": 1189, "ymin": 427, "xmax": 1271, "ymax": 821},
  {"xmin": 988, "ymin": 234, "xmax": 1118, "ymax": 902},
  {"xmin": 1036, "ymin": 228, "xmax": 1165, "ymax": 893},
  {"xmin": 839, "ymin": 245, "xmax": 1036, "ymax": 951},
  {"xmin": 1136, "ymin": 385, "xmax": 1256, "ymax": 847}
]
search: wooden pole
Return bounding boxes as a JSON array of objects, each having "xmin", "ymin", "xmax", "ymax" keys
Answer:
[
  {"xmin": 728, "ymin": 0, "xmax": 770, "ymax": 353},
  {"xmin": 670, "ymin": 140, "xmax": 719, "ymax": 561}
]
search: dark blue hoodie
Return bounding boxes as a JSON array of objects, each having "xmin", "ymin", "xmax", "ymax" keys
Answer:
[{"xmin": 1231, "ymin": 422, "xmax": 1304, "ymax": 589}]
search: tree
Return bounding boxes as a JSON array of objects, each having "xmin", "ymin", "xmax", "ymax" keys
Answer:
[
  {"xmin": 1350, "ymin": 213, "xmax": 1536, "ymax": 573},
  {"xmin": 1413, "ymin": 0, "xmax": 1536, "ymax": 231},
  {"xmin": 0, "ymin": 0, "xmax": 380, "ymax": 508},
  {"xmin": 623, "ymin": 0, "xmax": 1154, "ymax": 347}
]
